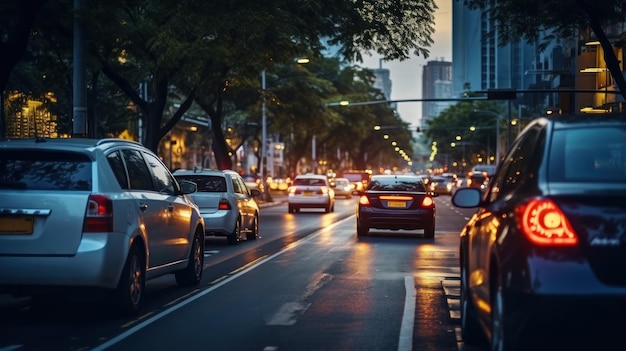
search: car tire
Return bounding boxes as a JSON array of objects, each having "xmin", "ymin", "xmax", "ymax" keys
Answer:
[
  {"xmin": 246, "ymin": 215, "xmax": 259, "ymax": 240},
  {"xmin": 175, "ymin": 230, "xmax": 204, "ymax": 286},
  {"xmin": 113, "ymin": 244, "xmax": 145, "ymax": 316},
  {"xmin": 227, "ymin": 219, "xmax": 241, "ymax": 245},
  {"xmin": 423, "ymin": 223, "xmax": 435, "ymax": 239},
  {"xmin": 460, "ymin": 259, "xmax": 487, "ymax": 346},
  {"xmin": 491, "ymin": 276, "xmax": 521, "ymax": 351},
  {"xmin": 356, "ymin": 221, "xmax": 368, "ymax": 237}
]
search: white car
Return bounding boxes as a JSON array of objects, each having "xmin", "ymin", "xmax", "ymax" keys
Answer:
[
  {"xmin": 287, "ymin": 174, "xmax": 335, "ymax": 213},
  {"xmin": 0, "ymin": 138, "xmax": 205, "ymax": 315}
]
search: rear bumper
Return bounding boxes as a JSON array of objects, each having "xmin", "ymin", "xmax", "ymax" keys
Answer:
[
  {"xmin": 199, "ymin": 210, "xmax": 236, "ymax": 236},
  {"xmin": 0, "ymin": 233, "xmax": 129, "ymax": 293},
  {"xmin": 358, "ymin": 207, "xmax": 435, "ymax": 230}
]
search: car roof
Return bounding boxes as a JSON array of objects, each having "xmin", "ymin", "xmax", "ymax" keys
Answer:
[
  {"xmin": 173, "ymin": 168, "xmax": 237, "ymax": 177},
  {"xmin": 295, "ymin": 173, "xmax": 327, "ymax": 179},
  {"xmin": 0, "ymin": 137, "xmax": 143, "ymax": 151},
  {"xmin": 371, "ymin": 174, "xmax": 423, "ymax": 181}
]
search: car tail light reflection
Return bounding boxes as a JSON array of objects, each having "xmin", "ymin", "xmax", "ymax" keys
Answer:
[
  {"xmin": 218, "ymin": 198, "xmax": 231, "ymax": 210},
  {"xmin": 84, "ymin": 194, "xmax": 113, "ymax": 232},
  {"xmin": 516, "ymin": 198, "xmax": 578, "ymax": 246}
]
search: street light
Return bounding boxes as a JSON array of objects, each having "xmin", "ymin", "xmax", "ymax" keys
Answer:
[
  {"xmin": 261, "ymin": 59, "xmax": 309, "ymax": 199},
  {"xmin": 473, "ymin": 109, "xmax": 502, "ymax": 165}
]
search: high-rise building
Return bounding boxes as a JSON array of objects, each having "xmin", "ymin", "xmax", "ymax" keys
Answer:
[
  {"xmin": 422, "ymin": 60, "xmax": 453, "ymax": 121},
  {"xmin": 452, "ymin": 3, "xmax": 535, "ymax": 98}
]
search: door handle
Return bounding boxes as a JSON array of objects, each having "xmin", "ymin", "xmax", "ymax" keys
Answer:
[{"xmin": 139, "ymin": 203, "xmax": 148, "ymax": 211}]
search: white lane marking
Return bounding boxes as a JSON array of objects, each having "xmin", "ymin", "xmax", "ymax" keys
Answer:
[
  {"xmin": 91, "ymin": 216, "xmax": 354, "ymax": 351},
  {"xmin": 398, "ymin": 276, "xmax": 416, "ymax": 351},
  {"xmin": 266, "ymin": 302, "xmax": 312, "ymax": 326}
]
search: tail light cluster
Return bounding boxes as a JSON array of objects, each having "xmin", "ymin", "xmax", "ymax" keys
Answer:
[
  {"xmin": 84, "ymin": 194, "xmax": 113, "ymax": 232},
  {"xmin": 516, "ymin": 198, "xmax": 578, "ymax": 246},
  {"xmin": 218, "ymin": 198, "xmax": 232, "ymax": 210}
]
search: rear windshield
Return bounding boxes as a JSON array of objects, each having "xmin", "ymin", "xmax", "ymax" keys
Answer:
[
  {"xmin": 293, "ymin": 178, "xmax": 326, "ymax": 186},
  {"xmin": 0, "ymin": 150, "xmax": 92, "ymax": 190},
  {"xmin": 343, "ymin": 173, "xmax": 369, "ymax": 182},
  {"xmin": 367, "ymin": 178, "xmax": 426, "ymax": 192},
  {"xmin": 549, "ymin": 127, "xmax": 626, "ymax": 183},
  {"xmin": 174, "ymin": 175, "xmax": 227, "ymax": 192}
]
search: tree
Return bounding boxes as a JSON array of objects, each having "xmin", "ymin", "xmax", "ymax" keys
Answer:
[
  {"xmin": 424, "ymin": 100, "xmax": 506, "ymax": 168},
  {"xmin": 460, "ymin": 0, "xmax": 626, "ymax": 100}
]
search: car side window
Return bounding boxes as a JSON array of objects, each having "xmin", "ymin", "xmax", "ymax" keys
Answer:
[
  {"xmin": 487, "ymin": 127, "xmax": 541, "ymax": 202},
  {"xmin": 232, "ymin": 176, "xmax": 248, "ymax": 195},
  {"xmin": 143, "ymin": 152, "xmax": 177, "ymax": 195},
  {"xmin": 121, "ymin": 149, "xmax": 155, "ymax": 191},
  {"xmin": 106, "ymin": 151, "xmax": 130, "ymax": 189}
]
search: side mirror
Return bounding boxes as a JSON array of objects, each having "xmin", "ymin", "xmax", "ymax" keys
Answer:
[
  {"xmin": 250, "ymin": 188, "xmax": 262, "ymax": 197},
  {"xmin": 178, "ymin": 180, "xmax": 197, "ymax": 194}
]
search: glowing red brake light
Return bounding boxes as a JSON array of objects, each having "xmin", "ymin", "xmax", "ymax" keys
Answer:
[
  {"xmin": 421, "ymin": 197, "xmax": 434, "ymax": 207},
  {"xmin": 516, "ymin": 198, "xmax": 578, "ymax": 246},
  {"xmin": 218, "ymin": 198, "xmax": 231, "ymax": 210},
  {"xmin": 359, "ymin": 195, "xmax": 370, "ymax": 206},
  {"xmin": 84, "ymin": 194, "xmax": 113, "ymax": 232}
]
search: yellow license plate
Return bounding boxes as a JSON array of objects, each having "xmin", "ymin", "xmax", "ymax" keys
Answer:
[
  {"xmin": 387, "ymin": 201, "xmax": 406, "ymax": 208},
  {"xmin": 303, "ymin": 191, "xmax": 313, "ymax": 196},
  {"xmin": 0, "ymin": 216, "xmax": 34, "ymax": 234}
]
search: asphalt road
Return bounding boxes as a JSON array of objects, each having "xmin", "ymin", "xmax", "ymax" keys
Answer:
[{"xmin": 0, "ymin": 193, "xmax": 479, "ymax": 351}]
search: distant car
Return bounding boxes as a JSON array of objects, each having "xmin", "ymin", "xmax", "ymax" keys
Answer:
[
  {"xmin": 287, "ymin": 174, "xmax": 335, "ymax": 213},
  {"xmin": 341, "ymin": 170, "xmax": 371, "ymax": 193},
  {"xmin": 467, "ymin": 164, "xmax": 496, "ymax": 189},
  {"xmin": 242, "ymin": 173, "xmax": 263, "ymax": 193},
  {"xmin": 268, "ymin": 177, "xmax": 290, "ymax": 191},
  {"xmin": 451, "ymin": 115, "xmax": 626, "ymax": 350},
  {"xmin": 330, "ymin": 177, "xmax": 353, "ymax": 199},
  {"xmin": 356, "ymin": 174, "xmax": 438, "ymax": 239},
  {"xmin": 0, "ymin": 138, "xmax": 205, "ymax": 315},
  {"xmin": 174, "ymin": 169, "xmax": 261, "ymax": 245},
  {"xmin": 428, "ymin": 173, "xmax": 456, "ymax": 195}
]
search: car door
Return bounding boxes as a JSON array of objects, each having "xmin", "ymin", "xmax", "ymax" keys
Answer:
[
  {"xmin": 468, "ymin": 126, "xmax": 543, "ymax": 310},
  {"xmin": 142, "ymin": 151, "xmax": 191, "ymax": 264},
  {"xmin": 120, "ymin": 148, "xmax": 172, "ymax": 268}
]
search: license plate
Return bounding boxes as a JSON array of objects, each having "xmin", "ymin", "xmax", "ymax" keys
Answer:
[
  {"xmin": 387, "ymin": 201, "xmax": 406, "ymax": 208},
  {"xmin": 0, "ymin": 216, "xmax": 34, "ymax": 234},
  {"xmin": 303, "ymin": 191, "xmax": 313, "ymax": 196}
]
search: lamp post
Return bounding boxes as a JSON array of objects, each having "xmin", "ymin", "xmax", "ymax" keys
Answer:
[
  {"xmin": 474, "ymin": 109, "xmax": 502, "ymax": 165},
  {"xmin": 261, "ymin": 70, "xmax": 270, "ymax": 201}
]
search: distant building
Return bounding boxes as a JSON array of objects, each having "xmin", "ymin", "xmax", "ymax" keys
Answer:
[
  {"xmin": 422, "ymin": 60, "xmax": 453, "ymax": 121},
  {"xmin": 452, "ymin": 3, "xmax": 535, "ymax": 98},
  {"xmin": 370, "ymin": 59, "xmax": 396, "ymax": 110}
]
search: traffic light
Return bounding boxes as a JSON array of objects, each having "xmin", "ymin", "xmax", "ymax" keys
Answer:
[{"xmin": 416, "ymin": 127, "xmax": 422, "ymax": 133}]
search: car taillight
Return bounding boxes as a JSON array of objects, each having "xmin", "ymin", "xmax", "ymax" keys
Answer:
[
  {"xmin": 359, "ymin": 195, "xmax": 370, "ymax": 206},
  {"xmin": 421, "ymin": 197, "xmax": 434, "ymax": 207},
  {"xmin": 218, "ymin": 198, "xmax": 231, "ymax": 210},
  {"xmin": 516, "ymin": 198, "xmax": 578, "ymax": 246},
  {"xmin": 84, "ymin": 194, "xmax": 113, "ymax": 232}
]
